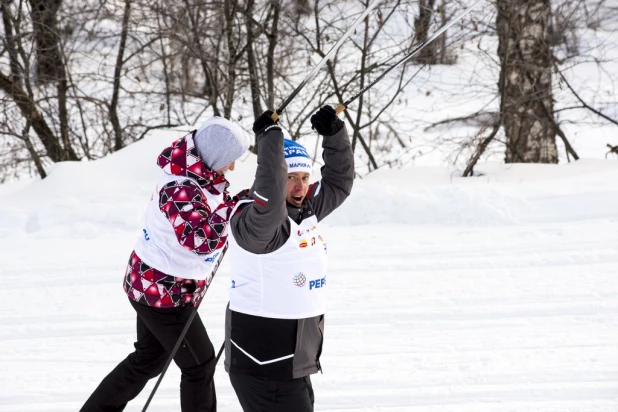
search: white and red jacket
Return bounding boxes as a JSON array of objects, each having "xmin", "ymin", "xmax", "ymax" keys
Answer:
[{"xmin": 123, "ymin": 131, "xmax": 237, "ymax": 308}]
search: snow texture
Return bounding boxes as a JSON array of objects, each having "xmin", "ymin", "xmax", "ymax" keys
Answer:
[{"xmin": 0, "ymin": 130, "xmax": 617, "ymax": 411}]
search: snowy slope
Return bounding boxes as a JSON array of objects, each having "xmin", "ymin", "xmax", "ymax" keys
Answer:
[{"xmin": 0, "ymin": 129, "xmax": 617, "ymax": 411}]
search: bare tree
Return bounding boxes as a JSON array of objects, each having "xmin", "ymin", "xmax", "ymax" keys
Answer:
[
  {"xmin": 311, "ymin": 0, "xmax": 420, "ymax": 172},
  {"xmin": 2, "ymin": 0, "xmax": 616, "ymax": 182},
  {"xmin": 1, "ymin": 0, "xmax": 78, "ymax": 167},
  {"xmin": 245, "ymin": 0, "xmax": 263, "ymax": 121},
  {"xmin": 498, "ymin": 0, "xmax": 558, "ymax": 164}
]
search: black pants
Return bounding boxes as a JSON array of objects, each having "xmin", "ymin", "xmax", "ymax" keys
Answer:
[
  {"xmin": 81, "ymin": 300, "xmax": 217, "ymax": 412},
  {"xmin": 229, "ymin": 373, "xmax": 314, "ymax": 412}
]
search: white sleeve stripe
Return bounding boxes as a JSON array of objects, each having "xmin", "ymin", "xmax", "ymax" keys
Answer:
[
  {"xmin": 253, "ymin": 191, "xmax": 269, "ymax": 202},
  {"xmin": 313, "ymin": 180, "xmax": 322, "ymax": 197},
  {"xmin": 231, "ymin": 340, "xmax": 294, "ymax": 365}
]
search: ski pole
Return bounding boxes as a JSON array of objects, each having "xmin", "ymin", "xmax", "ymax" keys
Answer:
[
  {"xmin": 334, "ymin": 0, "xmax": 482, "ymax": 116},
  {"xmin": 215, "ymin": 341, "xmax": 225, "ymax": 363},
  {"xmin": 141, "ymin": 243, "xmax": 229, "ymax": 412},
  {"xmin": 271, "ymin": 0, "xmax": 383, "ymax": 122}
]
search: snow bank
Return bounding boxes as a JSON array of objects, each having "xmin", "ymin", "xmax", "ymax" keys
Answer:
[
  {"xmin": 1, "ymin": 128, "xmax": 617, "ymax": 238},
  {"xmin": 328, "ymin": 160, "xmax": 618, "ymax": 226}
]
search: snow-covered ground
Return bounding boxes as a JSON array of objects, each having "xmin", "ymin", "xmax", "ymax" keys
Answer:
[{"xmin": 0, "ymin": 130, "xmax": 617, "ymax": 411}]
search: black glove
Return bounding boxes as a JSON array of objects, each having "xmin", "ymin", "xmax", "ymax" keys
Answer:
[
  {"xmin": 252, "ymin": 110, "xmax": 280, "ymax": 135},
  {"xmin": 310, "ymin": 105, "xmax": 344, "ymax": 136},
  {"xmin": 231, "ymin": 188, "xmax": 250, "ymax": 203}
]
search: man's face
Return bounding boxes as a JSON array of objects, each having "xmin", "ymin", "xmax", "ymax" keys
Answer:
[{"xmin": 286, "ymin": 172, "xmax": 311, "ymax": 207}]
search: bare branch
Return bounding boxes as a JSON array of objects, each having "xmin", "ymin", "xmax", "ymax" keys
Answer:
[{"xmin": 555, "ymin": 61, "xmax": 618, "ymax": 127}]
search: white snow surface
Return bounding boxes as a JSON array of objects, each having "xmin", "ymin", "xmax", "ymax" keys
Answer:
[{"xmin": 0, "ymin": 129, "xmax": 617, "ymax": 411}]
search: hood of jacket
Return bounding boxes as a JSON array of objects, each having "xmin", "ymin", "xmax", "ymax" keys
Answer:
[{"xmin": 157, "ymin": 131, "xmax": 230, "ymax": 196}]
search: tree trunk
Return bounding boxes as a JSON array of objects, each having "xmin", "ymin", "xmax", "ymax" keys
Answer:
[
  {"xmin": 1, "ymin": 0, "xmax": 23, "ymax": 84},
  {"xmin": 111, "ymin": 0, "xmax": 132, "ymax": 151},
  {"xmin": 180, "ymin": 0, "xmax": 222, "ymax": 116},
  {"xmin": 292, "ymin": 0, "xmax": 311, "ymax": 16},
  {"xmin": 497, "ymin": 0, "xmax": 558, "ymax": 163},
  {"xmin": 266, "ymin": 0, "xmax": 281, "ymax": 111},
  {"xmin": 0, "ymin": 72, "xmax": 67, "ymax": 162},
  {"xmin": 413, "ymin": 0, "xmax": 437, "ymax": 64},
  {"xmin": 223, "ymin": 0, "xmax": 239, "ymax": 119},
  {"xmin": 28, "ymin": 0, "xmax": 79, "ymax": 161},
  {"xmin": 28, "ymin": 0, "xmax": 63, "ymax": 84},
  {"xmin": 245, "ymin": 0, "xmax": 262, "ymax": 118},
  {"xmin": 245, "ymin": 0, "xmax": 262, "ymax": 153},
  {"xmin": 22, "ymin": 121, "xmax": 47, "ymax": 179},
  {"xmin": 56, "ymin": 64, "xmax": 76, "ymax": 160}
]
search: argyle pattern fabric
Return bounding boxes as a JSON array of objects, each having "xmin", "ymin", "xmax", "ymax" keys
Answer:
[
  {"xmin": 159, "ymin": 179, "xmax": 234, "ymax": 255},
  {"xmin": 123, "ymin": 251, "xmax": 209, "ymax": 308}
]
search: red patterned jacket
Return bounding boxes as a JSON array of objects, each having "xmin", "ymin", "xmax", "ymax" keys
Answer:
[{"xmin": 124, "ymin": 131, "xmax": 238, "ymax": 308}]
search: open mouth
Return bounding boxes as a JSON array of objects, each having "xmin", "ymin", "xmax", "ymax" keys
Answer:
[{"xmin": 292, "ymin": 196, "xmax": 302, "ymax": 202}]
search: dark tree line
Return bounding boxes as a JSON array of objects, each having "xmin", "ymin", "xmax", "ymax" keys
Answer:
[{"xmin": 1, "ymin": 0, "xmax": 617, "ymax": 181}]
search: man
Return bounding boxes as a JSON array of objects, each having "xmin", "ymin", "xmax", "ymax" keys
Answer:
[
  {"xmin": 224, "ymin": 106, "xmax": 354, "ymax": 411},
  {"xmin": 81, "ymin": 117, "xmax": 249, "ymax": 412}
]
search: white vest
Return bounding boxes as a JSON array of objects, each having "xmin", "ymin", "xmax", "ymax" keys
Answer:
[
  {"xmin": 134, "ymin": 174, "xmax": 226, "ymax": 280},
  {"xmin": 228, "ymin": 200, "xmax": 328, "ymax": 319}
]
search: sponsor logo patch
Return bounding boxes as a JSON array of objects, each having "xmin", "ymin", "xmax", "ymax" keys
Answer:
[
  {"xmin": 288, "ymin": 162, "xmax": 311, "ymax": 169},
  {"xmin": 284, "ymin": 147, "xmax": 309, "ymax": 157},
  {"xmin": 293, "ymin": 272, "xmax": 307, "ymax": 287},
  {"xmin": 309, "ymin": 276, "xmax": 326, "ymax": 290},
  {"xmin": 204, "ymin": 252, "xmax": 220, "ymax": 263},
  {"xmin": 297, "ymin": 226, "xmax": 317, "ymax": 237}
]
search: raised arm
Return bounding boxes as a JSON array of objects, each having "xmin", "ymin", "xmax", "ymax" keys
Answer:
[
  {"xmin": 230, "ymin": 111, "xmax": 289, "ymax": 254},
  {"xmin": 307, "ymin": 105, "xmax": 355, "ymax": 221}
]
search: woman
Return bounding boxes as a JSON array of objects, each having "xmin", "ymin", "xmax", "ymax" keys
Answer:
[{"xmin": 81, "ymin": 117, "xmax": 249, "ymax": 412}]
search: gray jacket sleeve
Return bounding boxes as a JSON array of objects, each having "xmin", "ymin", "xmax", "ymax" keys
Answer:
[
  {"xmin": 230, "ymin": 127, "xmax": 290, "ymax": 254},
  {"xmin": 308, "ymin": 126, "xmax": 355, "ymax": 222}
]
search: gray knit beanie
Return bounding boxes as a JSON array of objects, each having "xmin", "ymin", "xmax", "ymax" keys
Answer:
[{"xmin": 193, "ymin": 117, "xmax": 250, "ymax": 171}]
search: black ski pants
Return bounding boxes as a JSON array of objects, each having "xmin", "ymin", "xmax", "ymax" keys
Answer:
[
  {"xmin": 80, "ymin": 299, "xmax": 217, "ymax": 412},
  {"xmin": 229, "ymin": 373, "xmax": 314, "ymax": 412}
]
